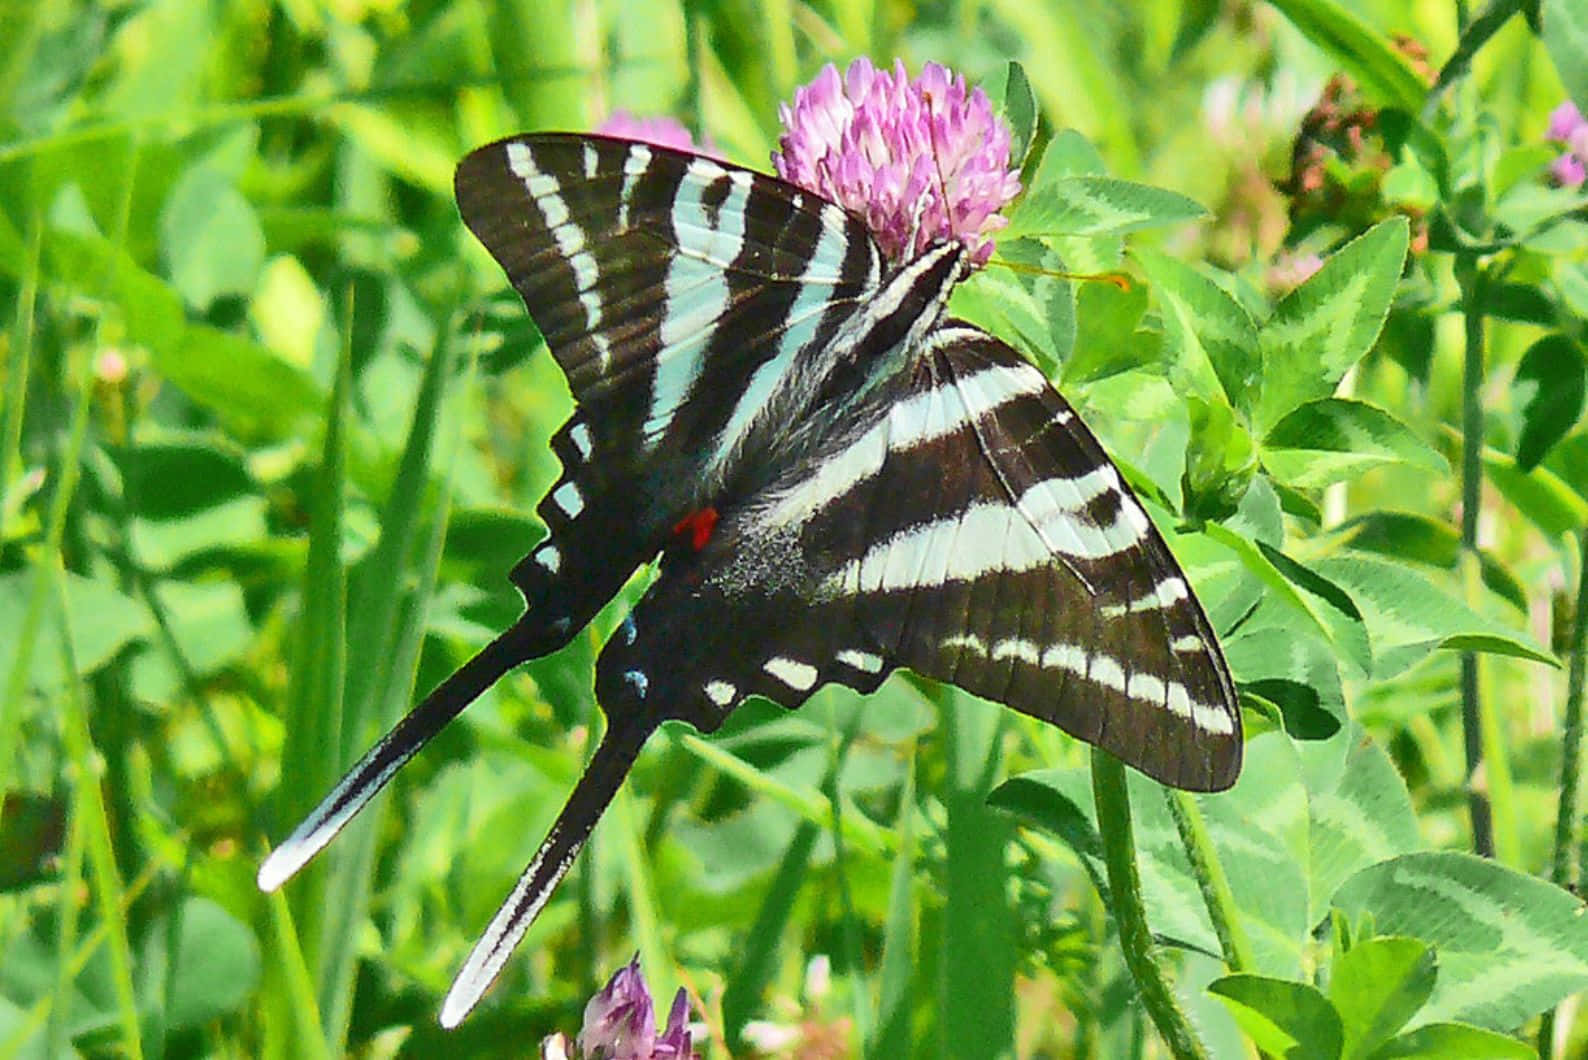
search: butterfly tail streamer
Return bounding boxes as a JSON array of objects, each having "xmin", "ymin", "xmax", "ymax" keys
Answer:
[
  {"xmin": 257, "ymin": 616, "xmax": 544, "ymax": 893},
  {"xmin": 439, "ymin": 714, "xmax": 656, "ymax": 1027}
]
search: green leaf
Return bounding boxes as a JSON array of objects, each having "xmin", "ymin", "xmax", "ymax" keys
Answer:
[
  {"xmin": 159, "ymin": 166, "xmax": 265, "ymax": 309},
  {"xmin": 1559, "ymin": 262, "xmax": 1588, "ymax": 319},
  {"xmin": 1262, "ymin": 398, "xmax": 1448, "ymax": 490},
  {"xmin": 0, "ymin": 570, "xmax": 151, "ymax": 691},
  {"xmin": 1207, "ymin": 973, "xmax": 1345, "ymax": 1059},
  {"xmin": 1299, "ymin": 730, "xmax": 1420, "ymax": 918},
  {"xmin": 1513, "ymin": 334, "xmax": 1585, "ymax": 470},
  {"xmin": 1006, "ymin": 176, "xmax": 1207, "ymax": 239},
  {"xmin": 988, "ymin": 772, "xmax": 1105, "ymax": 865},
  {"xmin": 1545, "ymin": 0, "xmax": 1588, "ymax": 113},
  {"xmin": 1182, "ymin": 396, "xmax": 1258, "ymax": 522},
  {"xmin": 113, "ymin": 439, "xmax": 254, "ymax": 519},
  {"xmin": 1479, "ymin": 281, "xmax": 1556, "ymax": 326},
  {"xmin": 1063, "ymin": 274, "xmax": 1151, "ymax": 384},
  {"xmin": 1332, "ymin": 852, "xmax": 1588, "ymax": 1030},
  {"xmin": 1265, "ymin": 0, "xmax": 1428, "ymax": 111},
  {"xmin": 1029, "ymin": 129, "xmax": 1108, "ymax": 182},
  {"xmin": 1485, "ymin": 444, "xmax": 1588, "ymax": 536},
  {"xmin": 1256, "ymin": 219, "xmax": 1410, "ymax": 432},
  {"xmin": 996, "ymin": 733, "xmax": 1314, "ymax": 978},
  {"xmin": 956, "ymin": 239, "xmax": 1075, "ymax": 371},
  {"xmin": 1334, "ymin": 512, "xmax": 1528, "ymax": 614},
  {"xmin": 44, "ymin": 228, "xmax": 186, "ymax": 352},
  {"xmin": 1328, "ymin": 937, "xmax": 1436, "ymax": 1059},
  {"xmin": 143, "ymin": 898, "xmax": 261, "ymax": 1031},
  {"xmin": 999, "ymin": 60, "xmax": 1036, "ymax": 168},
  {"xmin": 1204, "ymin": 525, "xmax": 1371, "ymax": 676},
  {"xmin": 1136, "ymin": 249, "xmax": 1260, "ymax": 411},
  {"xmin": 160, "ymin": 324, "xmax": 324, "ymax": 441},
  {"xmin": 1312, "ymin": 555, "xmax": 1555, "ymax": 674},
  {"xmin": 1222, "ymin": 626, "xmax": 1345, "ymax": 738},
  {"xmin": 1366, "ymin": 1021, "xmax": 1535, "ymax": 1059},
  {"xmin": 141, "ymin": 579, "xmax": 253, "ymax": 680}
]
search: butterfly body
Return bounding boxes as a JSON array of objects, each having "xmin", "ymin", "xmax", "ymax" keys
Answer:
[{"xmin": 260, "ymin": 132, "xmax": 1242, "ymax": 1026}]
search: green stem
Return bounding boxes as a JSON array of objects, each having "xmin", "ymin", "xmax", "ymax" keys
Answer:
[
  {"xmin": 1091, "ymin": 749, "xmax": 1206, "ymax": 1059},
  {"xmin": 1458, "ymin": 259, "xmax": 1494, "ymax": 858},
  {"xmin": 1164, "ymin": 789, "xmax": 1253, "ymax": 972},
  {"xmin": 1422, "ymin": 0, "xmax": 1524, "ymax": 120},
  {"xmin": 1539, "ymin": 529, "xmax": 1588, "ymax": 1059},
  {"xmin": 1551, "ymin": 531, "xmax": 1588, "ymax": 887},
  {"xmin": 822, "ymin": 703, "xmax": 870, "ymax": 1050},
  {"xmin": 46, "ymin": 798, "xmax": 85, "ymax": 1058}
]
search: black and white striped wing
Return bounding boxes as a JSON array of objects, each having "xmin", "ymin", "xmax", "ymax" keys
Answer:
[
  {"xmin": 455, "ymin": 134, "xmax": 884, "ymax": 638},
  {"xmin": 595, "ymin": 324, "xmax": 1240, "ymax": 790},
  {"xmin": 868, "ymin": 326, "xmax": 1240, "ymax": 790}
]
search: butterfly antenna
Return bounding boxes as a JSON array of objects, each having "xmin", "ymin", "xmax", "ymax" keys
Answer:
[
  {"xmin": 439, "ymin": 714, "xmax": 656, "ymax": 1027},
  {"xmin": 985, "ymin": 257, "xmax": 1133, "ymax": 290},
  {"xmin": 257, "ymin": 616, "xmax": 539, "ymax": 892},
  {"xmin": 926, "ymin": 98, "xmax": 958, "ymax": 249}
]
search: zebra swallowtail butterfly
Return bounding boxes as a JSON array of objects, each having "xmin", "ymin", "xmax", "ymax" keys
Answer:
[{"xmin": 259, "ymin": 132, "xmax": 1242, "ymax": 1025}]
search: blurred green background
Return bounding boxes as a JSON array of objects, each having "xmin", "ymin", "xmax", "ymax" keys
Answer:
[{"xmin": 2, "ymin": 0, "xmax": 1585, "ymax": 1056}]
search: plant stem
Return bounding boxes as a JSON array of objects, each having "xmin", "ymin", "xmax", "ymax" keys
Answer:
[
  {"xmin": 1458, "ymin": 259, "xmax": 1495, "ymax": 858},
  {"xmin": 1422, "ymin": 0, "xmax": 1524, "ymax": 120},
  {"xmin": 1551, "ymin": 531, "xmax": 1588, "ymax": 887},
  {"xmin": 1091, "ymin": 749, "xmax": 1206, "ymax": 1059},
  {"xmin": 1539, "ymin": 529, "xmax": 1588, "ymax": 1059},
  {"xmin": 1165, "ymin": 790, "xmax": 1253, "ymax": 972}
]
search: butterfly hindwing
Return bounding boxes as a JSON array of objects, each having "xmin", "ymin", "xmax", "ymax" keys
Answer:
[
  {"xmin": 595, "ymin": 321, "xmax": 1240, "ymax": 790},
  {"xmin": 877, "ymin": 326, "xmax": 1241, "ymax": 791}
]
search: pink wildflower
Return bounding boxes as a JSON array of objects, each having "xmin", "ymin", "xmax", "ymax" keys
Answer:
[
  {"xmin": 596, "ymin": 111, "xmax": 710, "ymax": 156},
  {"xmin": 564, "ymin": 956, "xmax": 696, "ymax": 1060},
  {"xmin": 1546, "ymin": 101, "xmax": 1588, "ymax": 188},
  {"xmin": 772, "ymin": 58, "xmax": 1022, "ymax": 266}
]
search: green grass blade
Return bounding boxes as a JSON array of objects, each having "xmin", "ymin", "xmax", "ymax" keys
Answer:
[
  {"xmin": 939, "ymin": 687, "xmax": 1016, "ymax": 1057},
  {"xmin": 0, "ymin": 210, "xmax": 38, "ymax": 529},
  {"xmin": 316, "ymin": 318, "xmax": 471, "ymax": 1047},
  {"xmin": 270, "ymin": 335, "xmax": 351, "ymax": 1044},
  {"xmin": 341, "ymin": 314, "xmax": 460, "ymax": 757},
  {"xmin": 0, "ymin": 223, "xmax": 87, "ymax": 795},
  {"xmin": 722, "ymin": 817, "xmax": 819, "ymax": 1050},
  {"xmin": 869, "ymin": 751, "xmax": 917, "ymax": 1059},
  {"xmin": 722, "ymin": 705, "xmax": 865, "ymax": 1050},
  {"xmin": 672, "ymin": 731, "xmax": 892, "ymax": 855},
  {"xmin": 46, "ymin": 796, "xmax": 85, "ymax": 1058},
  {"xmin": 54, "ymin": 572, "xmax": 144, "ymax": 1060},
  {"xmin": 612, "ymin": 783, "xmax": 672, "ymax": 1000},
  {"xmin": 261, "ymin": 888, "xmax": 333, "ymax": 1060}
]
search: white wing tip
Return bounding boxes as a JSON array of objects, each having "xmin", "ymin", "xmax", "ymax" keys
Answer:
[
  {"xmin": 257, "ymin": 844, "xmax": 298, "ymax": 894},
  {"xmin": 256, "ymin": 837, "xmax": 310, "ymax": 893},
  {"xmin": 439, "ymin": 974, "xmax": 486, "ymax": 1029}
]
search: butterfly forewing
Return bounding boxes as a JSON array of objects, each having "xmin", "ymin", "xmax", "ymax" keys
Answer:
[{"xmin": 455, "ymin": 134, "xmax": 887, "ymax": 633}]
